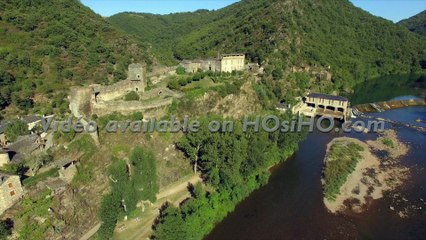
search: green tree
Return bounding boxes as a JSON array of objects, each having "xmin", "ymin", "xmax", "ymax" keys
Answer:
[
  {"xmin": 0, "ymin": 220, "xmax": 12, "ymax": 240},
  {"xmin": 98, "ymin": 192, "xmax": 121, "ymax": 239},
  {"xmin": 153, "ymin": 204, "xmax": 188, "ymax": 240},
  {"xmin": 131, "ymin": 147, "xmax": 159, "ymax": 202}
]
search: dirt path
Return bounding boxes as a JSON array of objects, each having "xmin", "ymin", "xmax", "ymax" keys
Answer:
[
  {"xmin": 156, "ymin": 174, "xmax": 201, "ymax": 199},
  {"xmin": 79, "ymin": 223, "xmax": 101, "ymax": 240},
  {"xmin": 114, "ymin": 174, "xmax": 201, "ymax": 240},
  {"xmin": 79, "ymin": 174, "xmax": 201, "ymax": 240}
]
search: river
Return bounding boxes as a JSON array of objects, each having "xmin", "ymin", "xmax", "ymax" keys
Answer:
[{"xmin": 206, "ymin": 76, "xmax": 426, "ymax": 240}]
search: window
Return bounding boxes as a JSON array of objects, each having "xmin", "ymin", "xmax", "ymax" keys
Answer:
[
  {"xmin": 8, "ymin": 183, "xmax": 13, "ymax": 188},
  {"xmin": 10, "ymin": 191, "xmax": 15, "ymax": 196}
]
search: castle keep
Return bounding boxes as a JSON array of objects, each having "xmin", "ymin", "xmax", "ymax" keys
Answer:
[
  {"xmin": 181, "ymin": 54, "xmax": 245, "ymax": 73},
  {"xmin": 69, "ymin": 63, "xmax": 182, "ymax": 117},
  {"xmin": 93, "ymin": 63, "xmax": 145, "ymax": 102}
]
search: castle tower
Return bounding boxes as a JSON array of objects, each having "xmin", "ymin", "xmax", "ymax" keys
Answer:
[
  {"xmin": 0, "ymin": 149, "xmax": 10, "ymax": 168},
  {"xmin": 128, "ymin": 63, "xmax": 144, "ymax": 81},
  {"xmin": 128, "ymin": 63, "xmax": 145, "ymax": 92}
]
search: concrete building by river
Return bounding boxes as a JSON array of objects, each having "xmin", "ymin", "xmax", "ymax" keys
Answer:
[{"xmin": 293, "ymin": 93, "xmax": 351, "ymax": 121}]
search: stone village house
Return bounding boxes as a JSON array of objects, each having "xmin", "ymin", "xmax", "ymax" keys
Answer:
[{"xmin": 0, "ymin": 172, "xmax": 24, "ymax": 215}]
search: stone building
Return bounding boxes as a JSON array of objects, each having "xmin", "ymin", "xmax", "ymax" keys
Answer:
[
  {"xmin": 128, "ymin": 63, "xmax": 144, "ymax": 82},
  {"xmin": 8, "ymin": 134, "xmax": 45, "ymax": 163},
  {"xmin": 181, "ymin": 54, "xmax": 245, "ymax": 73},
  {"xmin": 0, "ymin": 149, "xmax": 10, "ymax": 168},
  {"xmin": 0, "ymin": 124, "xmax": 7, "ymax": 147},
  {"xmin": 0, "ymin": 173, "xmax": 24, "ymax": 215},
  {"xmin": 58, "ymin": 159, "xmax": 78, "ymax": 184},
  {"xmin": 22, "ymin": 115, "xmax": 42, "ymax": 131},
  {"xmin": 220, "ymin": 54, "xmax": 245, "ymax": 72},
  {"xmin": 293, "ymin": 93, "xmax": 351, "ymax": 121}
]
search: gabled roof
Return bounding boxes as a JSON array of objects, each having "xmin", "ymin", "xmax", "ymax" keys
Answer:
[
  {"xmin": 22, "ymin": 115, "xmax": 42, "ymax": 124},
  {"xmin": 307, "ymin": 93, "xmax": 348, "ymax": 102},
  {"xmin": 0, "ymin": 172, "xmax": 18, "ymax": 183}
]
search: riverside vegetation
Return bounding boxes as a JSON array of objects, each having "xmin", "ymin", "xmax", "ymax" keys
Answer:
[
  {"xmin": 152, "ymin": 116, "xmax": 306, "ymax": 239},
  {"xmin": 323, "ymin": 131, "xmax": 410, "ymax": 214},
  {"xmin": 323, "ymin": 142, "xmax": 364, "ymax": 201}
]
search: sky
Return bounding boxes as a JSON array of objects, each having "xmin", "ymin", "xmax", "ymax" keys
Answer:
[{"xmin": 81, "ymin": 0, "xmax": 426, "ymax": 22}]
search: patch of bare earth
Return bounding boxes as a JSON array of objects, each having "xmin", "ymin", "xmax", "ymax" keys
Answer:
[
  {"xmin": 324, "ymin": 130, "xmax": 410, "ymax": 214},
  {"xmin": 210, "ymin": 81, "xmax": 260, "ymax": 118}
]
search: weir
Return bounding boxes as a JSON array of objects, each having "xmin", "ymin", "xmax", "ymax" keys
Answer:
[{"xmin": 352, "ymin": 98, "xmax": 426, "ymax": 132}]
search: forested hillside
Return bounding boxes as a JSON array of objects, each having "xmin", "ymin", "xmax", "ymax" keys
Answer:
[
  {"xmin": 109, "ymin": 0, "xmax": 426, "ymax": 94},
  {"xmin": 398, "ymin": 10, "xmax": 426, "ymax": 36},
  {"xmin": 109, "ymin": 10, "xmax": 218, "ymax": 66},
  {"xmin": 0, "ymin": 0, "xmax": 152, "ymax": 117}
]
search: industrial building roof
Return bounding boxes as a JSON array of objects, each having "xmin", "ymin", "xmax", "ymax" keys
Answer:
[{"xmin": 307, "ymin": 93, "xmax": 348, "ymax": 102}]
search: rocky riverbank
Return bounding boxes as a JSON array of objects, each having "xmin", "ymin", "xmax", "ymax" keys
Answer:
[{"xmin": 323, "ymin": 130, "xmax": 409, "ymax": 213}]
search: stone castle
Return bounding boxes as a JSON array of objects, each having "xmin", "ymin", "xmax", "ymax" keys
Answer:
[
  {"xmin": 69, "ymin": 63, "xmax": 181, "ymax": 117},
  {"xmin": 181, "ymin": 54, "xmax": 246, "ymax": 73}
]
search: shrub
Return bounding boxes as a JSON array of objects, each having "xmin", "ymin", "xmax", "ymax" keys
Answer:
[
  {"xmin": 130, "ymin": 112, "xmax": 143, "ymax": 121},
  {"xmin": 323, "ymin": 142, "xmax": 364, "ymax": 201},
  {"xmin": 178, "ymin": 78, "xmax": 188, "ymax": 86},
  {"xmin": 5, "ymin": 120, "xmax": 29, "ymax": 142},
  {"xmin": 382, "ymin": 138, "xmax": 395, "ymax": 148},
  {"xmin": 124, "ymin": 91, "xmax": 140, "ymax": 101},
  {"xmin": 23, "ymin": 167, "xmax": 59, "ymax": 187},
  {"xmin": 0, "ymin": 219, "xmax": 12, "ymax": 239},
  {"xmin": 167, "ymin": 80, "xmax": 179, "ymax": 90},
  {"xmin": 176, "ymin": 66, "xmax": 186, "ymax": 75}
]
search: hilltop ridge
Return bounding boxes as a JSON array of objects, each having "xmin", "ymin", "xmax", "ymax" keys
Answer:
[{"xmin": 110, "ymin": 0, "xmax": 426, "ymax": 94}]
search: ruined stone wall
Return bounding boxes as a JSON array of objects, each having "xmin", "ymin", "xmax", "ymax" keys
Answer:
[
  {"xmin": 94, "ymin": 80, "xmax": 145, "ymax": 102},
  {"xmin": 140, "ymin": 88, "xmax": 183, "ymax": 100},
  {"xmin": 91, "ymin": 98, "xmax": 173, "ymax": 116},
  {"xmin": 181, "ymin": 59, "xmax": 221, "ymax": 73}
]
